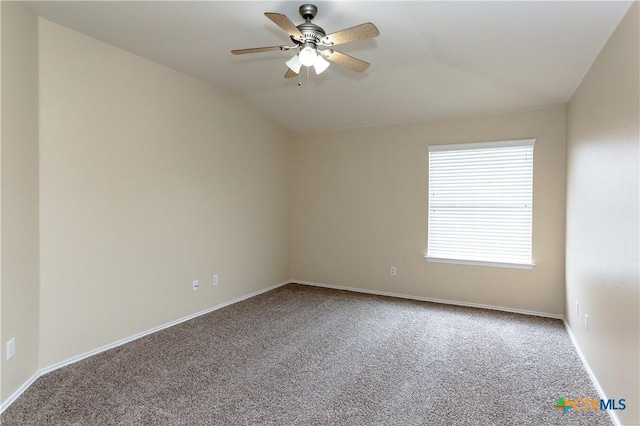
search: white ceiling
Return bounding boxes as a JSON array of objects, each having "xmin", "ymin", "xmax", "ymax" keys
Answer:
[{"xmin": 26, "ymin": 1, "xmax": 632, "ymax": 134}]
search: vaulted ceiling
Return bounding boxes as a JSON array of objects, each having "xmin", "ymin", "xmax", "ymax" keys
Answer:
[{"xmin": 26, "ymin": 1, "xmax": 632, "ymax": 134}]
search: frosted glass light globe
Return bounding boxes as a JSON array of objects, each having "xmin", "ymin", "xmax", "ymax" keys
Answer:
[
  {"xmin": 286, "ymin": 54, "xmax": 302, "ymax": 73},
  {"xmin": 313, "ymin": 55, "xmax": 330, "ymax": 74},
  {"xmin": 299, "ymin": 46, "xmax": 317, "ymax": 67}
]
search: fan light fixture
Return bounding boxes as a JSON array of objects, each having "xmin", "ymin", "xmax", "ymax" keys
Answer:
[
  {"xmin": 286, "ymin": 43, "xmax": 330, "ymax": 75},
  {"xmin": 313, "ymin": 55, "xmax": 330, "ymax": 74},
  {"xmin": 299, "ymin": 44, "xmax": 317, "ymax": 66}
]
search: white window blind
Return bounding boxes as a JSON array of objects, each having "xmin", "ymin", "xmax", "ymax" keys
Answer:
[{"xmin": 427, "ymin": 139, "xmax": 535, "ymax": 268}]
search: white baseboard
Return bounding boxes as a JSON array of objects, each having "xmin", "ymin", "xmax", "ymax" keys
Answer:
[
  {"xmin": 564, "ymin": 321, "xmax": 620, "ymax": 426},
  {"xmin": 293, "ymin": 280, "xmax": 564, "ymax": 319},
  {"xmin": 0, "ymin": 280, "xmax": 289, "ymax": 415},
  {"xmin": 0, "ymin": 372, "xmax": 40, "ymax": 415}
]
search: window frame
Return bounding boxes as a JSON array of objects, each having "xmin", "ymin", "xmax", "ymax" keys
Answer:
[{"xmin": 425, "ymin": 139, "xmax": 536, "ymax": 269}]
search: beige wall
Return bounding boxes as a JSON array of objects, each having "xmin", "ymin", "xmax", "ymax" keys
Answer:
[
  {"xmin": 1, "ymin": 1, "xmax": 636, "ymax": 421},
  {"xmin": 0, "ymin": 1, "xmax": 40, "ymax": 403},
  {"xmin": 566, "ymin": 3, "xmax": 639, "ymax": 425},
  {"xmin": 37, "ymin": 19, "xmax": 291, "ymax": 368},
  {"xmin": 292, "ymin": 106, "xmax": 566, "ymax": 316}
]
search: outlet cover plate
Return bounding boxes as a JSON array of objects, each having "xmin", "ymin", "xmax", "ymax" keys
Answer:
[
  {"xmin": 584, "ymin": 314, "xmax": 589, "ymax": 331},
  {"xmin": 6, "ymin": 338, "xmax": 15, "ymax": 360}
]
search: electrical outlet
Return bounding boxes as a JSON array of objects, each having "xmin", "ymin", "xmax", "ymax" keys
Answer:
[
  {"xmin": 213, "ymin": 274, "xmax": 219, "ymax": 286},
  {"xmin": 390, "ymin": 266, "xmax": 397, "ymax": 276},
  {"xmin": 192, "ymin": 280, "xmax": 199, "ymax": 292},
  {"xmin": 6, "ymin": 338, "xmax": 15, "ymax": 360},
  {"xmin": 584, "ymin": 314, "xmax": 589, "ymax": 332},
  {"xmin": 575, "ymin": 301, "xmax": 580, "ymax": 316}
]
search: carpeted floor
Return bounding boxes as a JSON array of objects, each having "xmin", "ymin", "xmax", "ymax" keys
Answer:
[{"xmin": 1, "ymin": 283, "xmax": 611, "ymax": 425}]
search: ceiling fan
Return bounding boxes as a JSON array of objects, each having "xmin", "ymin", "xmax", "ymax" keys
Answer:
[{"xmin": 231, "ymin": 4, "xmax": 379, "ymax": 78}]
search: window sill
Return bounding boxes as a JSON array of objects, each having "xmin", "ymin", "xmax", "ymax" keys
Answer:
[{"xmin": 424, "ymin": 256, "xmax": 535, "ymax": 270}]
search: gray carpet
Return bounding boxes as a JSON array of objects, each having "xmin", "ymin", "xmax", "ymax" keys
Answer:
[{"xmin": 1, "ymin": 283, "xmax": 611, "ymax": 425}]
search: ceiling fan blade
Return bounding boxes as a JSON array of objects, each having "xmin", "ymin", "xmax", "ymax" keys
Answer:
[
  {"xmin": 284, "ymin": 69, "xmax": 298, "ymax": 79},
  {"xmin": 231, "ymin": 46, "xmax": 288, "ymax": 55},
  {"xmin": 265, "ymin": 12, "xmax": 304, "ymax": 39},
  {"xmin": 320, "ymin": 22, "xmax": 380, "ymax": 46},
  {"xmin": 322, "ymin": 50, "xmax": 370, "ymax": 72}
]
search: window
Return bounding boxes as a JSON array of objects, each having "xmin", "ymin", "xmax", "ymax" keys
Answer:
[{"xmin": 426, "ymin": 139, "xmax": 535, "ymax": 269}]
